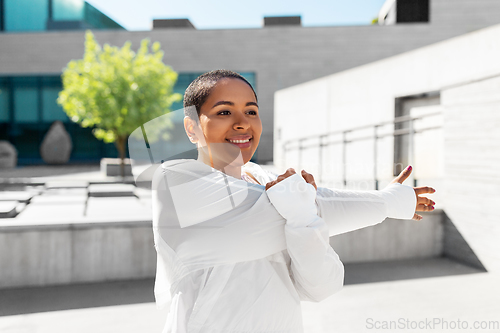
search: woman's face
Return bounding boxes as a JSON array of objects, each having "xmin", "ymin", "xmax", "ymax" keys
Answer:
[{"xmin": 188, "ymin": 78, "xmax": 262, "ymax": 167}]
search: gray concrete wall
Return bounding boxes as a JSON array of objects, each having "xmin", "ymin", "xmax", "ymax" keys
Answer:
[
  {"xmin": 1, "ymin": 0, "xmax": 500, "ymax": 162},
  {"xmin": 330, "ymin": 211, "xmax": 443, "ymax": 263},
  {"xmin": 441, "ymin": 76, "xmax": 500, "ymax": 272},
  {"xmin": 0, "ymin": 211, "xmax": 444, "ymax": 289},
  {"xmin": 0, "ymin": 220, "xmax": 156, "ymax": 289}
]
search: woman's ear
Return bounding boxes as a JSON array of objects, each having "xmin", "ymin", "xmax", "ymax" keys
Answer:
[{"xmin": 184, "ymin": 116, "xmax": 198, "ymax": 144}]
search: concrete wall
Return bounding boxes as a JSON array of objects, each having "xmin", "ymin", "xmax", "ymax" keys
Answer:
[
  {"xmin": 330, "ymin": 211, "xmax": 443, "ymax": 263},
  {"xmin": 274, "ymin": 22, "xmax": 500, "ymax": 177},
  {"xmin": 0, "ymin": 220, "xmax": 156, "ymax": 289},
  {"xmin": 2, "ymin": 0, "xmax": 500, "ymax": 162},
  {"xmin": 0, "ymin": 212, "xmax": 445, "ymax": 289},
  {"xmin": 274, "ymin": 20, "xmax": 500, "ymax": 272},
  {"xmin": 441, "ymin": 76, "xmax": 500, "ymax": 272}
]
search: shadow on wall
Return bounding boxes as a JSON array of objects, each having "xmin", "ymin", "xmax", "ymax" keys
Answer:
[{"xmin": 441, "ymin": 212, "xmax": 487, "ymax": 272}]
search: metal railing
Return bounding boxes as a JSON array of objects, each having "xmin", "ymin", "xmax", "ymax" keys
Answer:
[{"xmin": 281, "ymin": 111, "xmax": 442, "ymax": 190}]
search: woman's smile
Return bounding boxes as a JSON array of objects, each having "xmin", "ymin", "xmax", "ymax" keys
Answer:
[{"xmin": 226, "ymin": 135, "xmax": 253, "ymax": 148}]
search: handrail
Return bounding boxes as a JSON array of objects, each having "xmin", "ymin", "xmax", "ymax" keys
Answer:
[{"xmin": 281, "ymin": 111, "xmax": 442, "ymax": 189}]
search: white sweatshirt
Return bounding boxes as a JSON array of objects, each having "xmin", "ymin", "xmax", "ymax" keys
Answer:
[{"xmin": 153, "ymin": 160, "xmax": 416, "ymax": 333}]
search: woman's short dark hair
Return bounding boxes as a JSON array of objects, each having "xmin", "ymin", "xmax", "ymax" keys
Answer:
[{"xmin": 183, "ymin": 69, "xmax": 258, "ymax": 122}]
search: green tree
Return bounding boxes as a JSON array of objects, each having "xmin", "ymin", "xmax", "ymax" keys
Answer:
[{"xmin": 58, "ymin": 30, "xmax": 181, "ymax": 176}]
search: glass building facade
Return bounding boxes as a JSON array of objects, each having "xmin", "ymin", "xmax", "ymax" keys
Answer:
[
  {"xmin": 0, "ymin": 73, "xmax": 256, "ymax": 164},
  {"xmin": 0, "ymin": 2, "xmax": 256, "ymax": 164},
  {"xmin": 0, "ymin": 0, "xmax": 124, "ymax": 32}
]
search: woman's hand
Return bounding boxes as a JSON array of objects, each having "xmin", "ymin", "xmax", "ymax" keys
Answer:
[
  {"xmin": 265, "ymin": 168, "xmax": 317, "ymax": 191},
  {"xmin": 391, "ymin": 165, "xmax": 436, "ymax": 221}
]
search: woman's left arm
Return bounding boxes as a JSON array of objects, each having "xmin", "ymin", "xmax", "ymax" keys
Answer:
[
  {"xmin": 315, "ymin": 165, "xmax": 435, "ymax": 236},
  {"xmin": 263, "ymin": 165, "xmax": 435, "ymax": 237}
]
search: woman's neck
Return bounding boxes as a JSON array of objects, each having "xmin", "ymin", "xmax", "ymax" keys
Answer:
[{"xmin": 197, "ymin": 154, "xmax": 243, "ymax": 180}]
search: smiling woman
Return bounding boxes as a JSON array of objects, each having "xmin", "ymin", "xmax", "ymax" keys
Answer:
[{"xmin": 151, "ymin": 69, "xmax": 429, "ymax": 333}]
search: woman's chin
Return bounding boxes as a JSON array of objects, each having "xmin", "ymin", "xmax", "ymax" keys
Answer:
[
  {"xmin": 208, "ymin": 154, "xmax": 245, "ymax": 169},
  {"xmin": 226, "ymin": 156, "xmax": 246, "ymax": 168},
  {"xmin": 198, "ymin": 145, "xmax": 253, "ymax": 168}
]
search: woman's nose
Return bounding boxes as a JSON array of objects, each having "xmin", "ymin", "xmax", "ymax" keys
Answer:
[{"xmin": 233, "ymin": 113, "xmax": 250, "ymax": 129}]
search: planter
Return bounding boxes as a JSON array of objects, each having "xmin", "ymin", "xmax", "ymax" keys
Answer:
[
  {"xmin": 100, "ymin": 158, "xmax": 133, "ymax": 177},
  {"xmin": 0, "ymin": 141, "xmax": 17, "ymax": 169}
]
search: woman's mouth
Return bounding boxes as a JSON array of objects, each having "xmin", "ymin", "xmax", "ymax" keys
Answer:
[{"xmin": 226, "ymin": 138, "xmax": 252, "ymax": 148}]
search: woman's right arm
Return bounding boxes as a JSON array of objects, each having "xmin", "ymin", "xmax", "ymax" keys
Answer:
[
  {"xmin": 315, "ymin": 182, "xmax": 416, "ymax": 236},
  {"xmin": 266, "ymin": 170, "xmax": 344, "ymax": 302}
]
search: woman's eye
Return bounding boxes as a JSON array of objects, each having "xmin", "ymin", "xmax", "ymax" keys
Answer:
[{"xmin": 217, "ymin": 110, "xmax": 257, "ymax": 116}]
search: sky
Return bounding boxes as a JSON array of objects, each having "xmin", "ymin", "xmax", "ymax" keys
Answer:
[{"xmin": 85, "ymin": 0, "xmax": 388, "ymax": 31}]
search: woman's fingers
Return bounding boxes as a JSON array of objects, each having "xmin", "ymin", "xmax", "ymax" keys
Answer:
[
  {"xmin": 407, "ymin": 180, "xmax": 436, "ymax": 220},
  {"xmin": 412, "ymin": 213, "xmax": 423, "ymax": 221},
  {"xmin": 413, "ymin": 188, "xmax": 436, "ymax": 216},
  {"xmin": 277, "ymin": 168, "xmax": 295, "ymax": 181},
  {"xmin": 265, "ymin": 168, "xmax": 296, "ymax": 190},
  {"xmin": 416, "ymin": 203, "xmax": 435, "ymax": 212},
  {"xmin": 414, "ymin": 186, "xmax": 436, "ymax": 195},
  {"xmin": 265, "ymin": 181, "xmax": 276, "ymax": 191},
  {"xmin": 391, "ymin": 165, "xmax": 412, "ymax": 184},
  {"xmin": 301, "ymin": 170, "xmax": 317, "ymax": 190},
  {"xmin": 265, "ymin": 168, "xmax": 319, "ymax": 191},
  {"xmin": 417, "ymin": 196, "xmax": 435, "ymax": 206}
]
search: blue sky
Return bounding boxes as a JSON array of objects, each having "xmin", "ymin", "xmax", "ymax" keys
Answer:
[{"xmin": 85, "ymin": 0, "xmax": 387, "ymax": 31}]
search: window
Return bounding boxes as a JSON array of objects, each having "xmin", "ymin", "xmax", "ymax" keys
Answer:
[
  {"xmin": 12, "ymin": 77, "xmax": 38, "ymax": 123},
  {"xmin": 0, "ymin": 78, "xmax": 9, "ymax": 122},
  {"xmin": 4, "ymin": 0, "xmax": 49, "ymax": 32},
  {"xmin": 41, "ymin": 76, "xmax": 68, "ymax": 122},
  {"xmin": 396, "ymin": 0, "xmax": 430, "ymax": 23},
  {"xmin": 0, "ymin": 1, "xmax": 4, "ymax": 31},
  {"xmin": 394, "ymin": 92, "xmax": 440, "ymax": 175},
  {"xmin": 53, "ymin": 0, "xmax": 84, "ymax": 21},
  {"xmin": 2, "ymin": 0, "xmax": 123, "ymax": 32},
  {"xmin": 83, "ymin": 2, "xmax": 124, "ymax": 30}
]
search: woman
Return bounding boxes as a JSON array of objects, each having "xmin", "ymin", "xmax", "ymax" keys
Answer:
[{"xmin": 152, "ymin": 69, "xmax": 435, "ymax": 333}]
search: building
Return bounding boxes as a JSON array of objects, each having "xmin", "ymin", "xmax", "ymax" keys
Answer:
[
  {"xmin": 1, "ymin": 0, "xmax": 500, "ymax": 164},
  {"xmin": 273, "ymin": 20, "xmax": 500, "ymax": 273},
  {"xmin": 0, "ymin": 0, "xmax": 125, "ymax": 163}
]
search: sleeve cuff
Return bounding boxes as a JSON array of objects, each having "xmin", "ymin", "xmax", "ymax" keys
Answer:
[
  {"xmin": 266, "ymin": 173, "xmax": 317, "ymax": 222},
  {"xmin": 381, "ymin": 183, "xmax": 416, "ymax": 220}
]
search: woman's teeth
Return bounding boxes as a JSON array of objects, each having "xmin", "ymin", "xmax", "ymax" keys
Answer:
[{"xmin": 229, "ymin": 139, "xmax": 250, "ymax": 143}]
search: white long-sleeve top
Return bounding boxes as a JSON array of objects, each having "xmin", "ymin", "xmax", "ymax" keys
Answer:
[{"xmin": 153, "ymin": 160, "xmax": 416, "ymax": 333}]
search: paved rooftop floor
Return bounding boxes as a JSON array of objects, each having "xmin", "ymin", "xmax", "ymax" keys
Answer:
[
  {"xmin": 301, "ymin": 270, "xmax": 499, "ymax": 333},
  {"xmin": 0, "ymin": 165, "xmax": 151, "ymax": 222},
  {"xmin": 1, "ymin": 258, "xmax": 497, "ymax": 333},
  {"xmin": 0, "ymin": 163, "xmax": 279, "ymax": 221}
]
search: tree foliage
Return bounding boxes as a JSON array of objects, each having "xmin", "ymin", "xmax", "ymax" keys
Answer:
[{"xmin": 58, "ymin": 30, "xmax": 182, "ymax": 167}]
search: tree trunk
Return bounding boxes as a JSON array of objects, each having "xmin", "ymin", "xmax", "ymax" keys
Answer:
[{"xmin": 115, "ymin": 135, "xmax": 127, "ymax": 178}]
